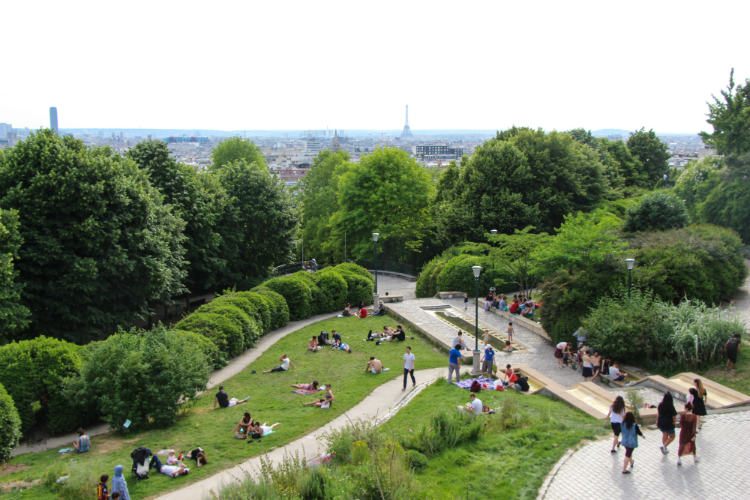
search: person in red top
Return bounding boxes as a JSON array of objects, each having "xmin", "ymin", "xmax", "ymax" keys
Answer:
[
  {"xmin": 97, "ymin": 474, "xmax": 110, "ymax": 500},
  {"xmin": 509, "ymin": 299, "xmax": 520, "ymax": 314},
  {"xmin": 502, "ymin": 364, "xmax": 518, "ymax": 387},
  {"xmin": 359, "ymin": 307, "xmax": 367, "ymax": 318}
]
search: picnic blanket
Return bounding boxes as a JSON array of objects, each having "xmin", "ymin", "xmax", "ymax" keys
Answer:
[
  {"xmin": 292, "ymin": 389, "xmax": 318, "ymax": 395},
  {"xmin": 452, "ymin": 378, "xmax": 496, "ymax": 390}
]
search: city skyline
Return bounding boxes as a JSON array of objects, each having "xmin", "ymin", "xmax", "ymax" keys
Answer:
[{"xmin": 1, "ymin": 0, "xmax": 748, "ymax": 133}]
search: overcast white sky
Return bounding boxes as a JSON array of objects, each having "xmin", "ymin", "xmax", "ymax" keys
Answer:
[{"xmin": 1, "ymin": 0, "xmax": 747, "ymax": 133}]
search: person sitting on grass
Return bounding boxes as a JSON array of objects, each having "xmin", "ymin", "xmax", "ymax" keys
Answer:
[
  {"xmin": 250, "ymin": 421, "xmax": 282, "ymax": 439},
  {"xmin": 308, "ymin": 336, "xmax": 321, "ymax": 352},
  {"xmin": 263, "ymin": 354, "xmax": 297, "ymax": 374},
  {"xmin": 393, "ymin": 325, "xmax": 411, "ymax": 341},
  {"xmin": 365, "ymin": 329, "xmax": 382, "ymax": 341},
  {"xmin": 332, "ymin": 339, "xmax": 352, "ymax": 353},
  {"xmin": 482, "ymin": 405, "xmax": 495, "ymax": 415},
  {"xmin": 452, "ymin": 331, "xmax": 468, "ymax": 350},
  {"xmin": 292, "ymin": 381, "xmax": 320, "ymax": 391},
  {"xmin": 213, "ymin": 386, "xmax": 249, "ymax": 409},
  {"xmin": 331, "ymin": 330, "xmax": 342, "ymax": 344},
  {"xmin": 232, "ymin": 412, "xmax": 255, "ymax": 438},
  {"xmin": 459, "ymin": 393, "xmax": 483, "ymax": 416},
  {"xmin": 183, "ymin": 448, "xmax": 208, "ymax": 467},
  {"xmin": 372, "ymin": 303, "xmax": 386, "ymax": 316},
  {"xmin": 365, "ymin": 357, "xmax": 383, "ymax": 373},
  {"xmin": 342, "ymin": 303, "xmax": 355, "ymax": 317},
  {"xmin": 359, "ymin": 307, "xmax": 368, "ymax": 318},
  {"xmin": 607, "ymin": 362, "xmax": 628, "ymax": 382},
  {"xmin": 148, "ymin": 455, "xmax": 189, "ymax": 477},
  {"xmin": 74, "ymin": 428, "xmax": 91, "ymax": 453},
  {"xmin": 502, "ymin": 365, "xmax": 517, "ymax": 387},
  {"xmin": 304, "ymin": 385, "xmax": 335, "ymax": 407},
  {"xmin": 167, "ymin": 451, "xmax": 179, "ymax": 465},
  {"xmin": 504, "ymin": 340, "xmax": 513, "ymax": 353}
]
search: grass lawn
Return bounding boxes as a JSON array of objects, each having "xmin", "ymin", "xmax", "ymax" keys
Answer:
[
  {"xmin": 0, "ymin": 316, "xmax": 447, "ymax": 500},
  {"xmin": 382, "ymin": 381, "xmax": 608, "ymax": 500},
  {"xmin": 698, "ymin": 337, "xmax": 750, "ymax": 395}
]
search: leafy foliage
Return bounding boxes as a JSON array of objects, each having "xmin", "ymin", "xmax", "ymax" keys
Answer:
[
  {"xmin": 261, "ymin": 275, "xmax": 315, "ymax": 321},
  {"xmin": 696, "ymin": 153, "xmax": 750, "ymax": 243},
  {"xmin": 67, "ymin": 326, "xmax": 210, "ymax": 433},
  {"xmin": 626, "ymin": 128, "xmax": 670, "ymax": 186},
  {"xmin": 0, "ymin": 336, "xmax": 92, "ymax": 435},
  {"xmin": 0, "ymin": 209, "xmax": 29, "ymax": 343},
  {"xmin": 0, "ymin": 130, "xmax": 187, "ymax": 343},
  {"xmin": 312, "ymin": 268, "xmax": 349, "ymax": 312},
  {"xmin": 0, "ymin": 382, "xmax": 21, "ymax": 462},
  {"xmin": 623, "ymin": 191, "xmax": 690, "ymax": 232},
  {"xmin": 699, "ymin": 69, "xmax": 750, "ymax": 156},
  {"xmin": 210, "ymin": 136, "xmax": 267, "ymax": 170},
  {"xmin": 251, "ymin": 287, "xmax": 291, "ymax": 330}
]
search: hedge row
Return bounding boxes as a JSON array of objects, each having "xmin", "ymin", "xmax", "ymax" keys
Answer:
[{"xmin": 0, "ymin": 382, "xmax": 21, "ymax": 462}]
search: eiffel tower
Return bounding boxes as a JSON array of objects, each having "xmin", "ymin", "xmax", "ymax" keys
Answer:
[{"xmin": 401, "ymin": 105, "xmax": 414, "ymax": 139}]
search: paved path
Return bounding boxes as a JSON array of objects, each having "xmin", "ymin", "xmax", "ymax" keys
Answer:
[
  {"xmin": 11, "ymin": 311, "xmax": 340, "ymax": 458},
  {"xmin": 540, "ymin": 411, "xmax": 750, "ymax": 500},
  {"xmin": 728, "ymin": 260, "xmax": 750, "ymax": 330},
  {"xmin": 373, "ymin": 273, "xmax": 417, "ymax": 300},
  {"xmin": 389, "ymin": 298, "xmax": 587, "ymax": 388},
  {"xmin": 156, "ymin": 367, "xmax": 447, "ymax": 500}
]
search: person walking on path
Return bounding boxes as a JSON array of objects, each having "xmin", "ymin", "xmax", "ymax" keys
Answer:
[
  {"xmin": 448, "ymin": 344, "xmax": 462, "ymax": 383},
  {"xmin": 481, "ymin": 344, "xmax": 495, "ymax": 378},
  {"xmin": 677, "ymin": 402, "xmax": 699, "ymax": 466},
  {"xmin": 725, "ymin": 333, "xmax": 742, "ymax": 371},
  {"xmin": 403, "ymin": 346, "xmax": 416, "ymax": 391},
  {"xmin": 620, "ymin": 411, "xmax": 645, "ymax": 474},
  {"xmin": 657, "ymin": 392, "xmax": 677, "ymax": 455},
  {"xmin": 606, "ymin": 396, "xmax": 626, "ymax": 453}
]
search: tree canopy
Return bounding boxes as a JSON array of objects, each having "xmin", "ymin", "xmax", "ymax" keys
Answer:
[
  {"xmin": 699, "ymin": 69, "xmax": 750, "ymax": 156},
  {"xmin": 626, "ymin": 128, "xmax": 670, "ymax": 186},
  {"xmin": 210, "ymin": 137, "xmax": 267, "ymax": 170},
  {"xmin": 0, "ymin": 209, "xmax": 29, "ymax": 343}
]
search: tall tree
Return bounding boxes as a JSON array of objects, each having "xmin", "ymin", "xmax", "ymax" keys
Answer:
[
  {"xmin": 0, "ymin": 209, "xmax": 29, "ymax": 342},
  {"xmin": 331, "ymin": 147, "xmax": 433, "ymax": 263},
  {"xmin": 697, "ymin": 153, "xmax": 750, "ymax": 243},
  {"xmin": 699, "ymin": 69, "xmax": 750, "ymax": 155},
  {"xmin": 0, "ymin": 130, "xmax": 187, "ymax": 343},
  {"xmin": 127, "ymin": 141, "xmax": 228, "ymax": 294},
  {"xmin": 297, "ymin": 150, "xmax": 351, "ymax": 264},
  {"xmin": 216, "ymin": 160, "xmax": 298, "ymax": 287},
  {"xmin": 210, "ymin": 137, "xmax": 266, "ymax": 170},
  {"xmin": 626, "ymin": 128, "xmax": 670, "ymax": 186}
]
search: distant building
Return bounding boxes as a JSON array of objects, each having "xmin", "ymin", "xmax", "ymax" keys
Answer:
[
  {"xmin": 401, "ymin": 105, "xmax": 414, "ymax": 139},
  {"xmin": 50, "ymin": 107, "xmax": 59, "ymax": 134},
  {"xmin": 332, "ymin": 130, "xmax": 341, "ymax": 151},
  {"xmin": 306, "ymin": 137, "xmax": 321, "ymax": 155},
  {"xmin": 414, "ymin": 145, "xmax": 463, "ymax": 159},
  {"xmin": 165, "ymin": 136, "xmax": 209, "ymax": 145}
]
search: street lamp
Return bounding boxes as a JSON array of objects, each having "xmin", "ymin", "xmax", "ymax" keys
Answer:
[
  {"xmin": 373, "ymin": 233, "xmax": 379, "ymax": 308},
  {"xmin": 626, "ymin": 259, "xmax": 635, "ymax": 299},
  {"xmin": 472, "ymin": 265, "xmax": 482, "ymax": 376},
  {"xmin": 490, "ymin": 230, "xmax": 498, "ymax": 235}
]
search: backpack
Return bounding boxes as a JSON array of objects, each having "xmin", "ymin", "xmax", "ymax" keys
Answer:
[
  {"xmin": 131, "ymin": 447, "xmax": 152, "ymax": 480},
  {"xmin": 470, "ymin": 380, "xmax": 482, "ymax": 393}
]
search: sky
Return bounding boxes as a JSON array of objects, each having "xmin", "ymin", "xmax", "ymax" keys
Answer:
[{"xmin": 2, "ymin": 0, "xmax": 748, "ymax": 134}]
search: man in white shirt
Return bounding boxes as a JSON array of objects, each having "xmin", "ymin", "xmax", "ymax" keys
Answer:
[
  {"xmin": 452, "ymin": 331, "xmax": 468, "ymax": 350},
  {"xmin": 263, "ymin": 354, "xmax": 296, "ymax": 374},
  {"xmin": 462, "ymin": 393, "xmax": 483, "ymax": 416},
  {"xmin": 403, "ymin": 346, "xmax": 416, "ymax": 391}
]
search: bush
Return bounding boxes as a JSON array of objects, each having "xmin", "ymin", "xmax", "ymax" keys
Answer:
[
  {"xmin": 0, "ymin": 382, "xmax": 21, "ymax": 461},
  {"xmin": 294, "ymin": 271, "xmax": 328, "ymax": 315},
  {"xmin": 406, "ymin": 450, "xmax": 428, "ymax": 470},
  {"xmin": 400, "ymin": 407, "xmax": 483, "ymax": 457},
  {"xmin": 623, "ymin": 191, "xmax": 690, "ymax": 232},
  {"xmin": 416, "ymin": 254, "xmax": 450, "ymax": 298},
  {"xmin": 176, "ymin": 309, "xmax": 245, "ymax": 359},
  {"xmin": 234, "ymin": 291, "xmax": 273, "ymax": 332},
  {"xmin": 337, "ymin": 271, "xmax": 374, "ymax": 307},
  {"xmin": 313, "ymin": 268, "xmax": 348, "ymax": 312},
  {"xmin": 261, "ymin": 275, "xmax": 315, "ymax": 321},
  {"xmin": 436, "ymin": 255, "xmax": 515, "ymax": 296},
  {"xmin": 172, "ymin": 328, "xmax": 224, "ymax": 370},
  {"xmin": 252, "ymin": 287, "xmax": 290, "ymax": 329},
  {"xmin": 0, "ymin": 336, "xmax": 93, "ymax": 436},
  {"xmin": 67, "ymin": 326, "xmax": 210, "ymax": 433},
  {"xmin": 335, "ymin": 263, "xmax": 373, "ymax": 281},
  {"xmin": 200, "ymin": 301, "xmax": 261, "ymax": 349}
]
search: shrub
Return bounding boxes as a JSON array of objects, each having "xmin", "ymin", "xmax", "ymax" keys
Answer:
[
  {"xmin": 335, "ymin": 262, "xmax": 373, "ymax": 281},
  {"xmin": 436, "ymin": 255, "xmax": 514, "ymax": 296},
  {"xmin": 176, "ymin": 309, "xmax": 244, "ymax": 359},
  {"xmin": 337, "ymin": 271, "xmax": 374, "ymax": 307},
  {"xmin": 261, "ymin": 275, "xmax": 314, "ymax": 321},
  {"xmin": 252, "ymin": 287, "xmax": 290, "ymax": 329},
  {"xmin": 313, "ymin": 268, "xmax": 348, "ymax": 312},
  {"xmin": 67, "ymin": 325, "xmax": 210, "ymax": 433},
  {"xmin": 0, "ymin": 382, "xmax": 21, "ymax": 461},
  {"xmin": 415, "ymin": 254, "xmax": 450, "ymax": 298},
  {"xmin": 235, "ymin": 291, "xmax": 273, "ymax": 332},
  {"xmin": 0, "ymin": 336, "xmax": 93, "ymax": 436},
  {"xmin": 401, "ymin": 407, "xmax": 483, "ymax": 457},
  {"xmin": 172, "ymin": 328, "xmax": 224, "ymax": 370},
  {"xmin": 406, "ymin": 450, "xmax": 428, "ymax": 470},
  {"xmin": 623, "ymin": 190, "xmax": 690, "ymax": 232},
  {"xmin": 294, "ymin": 271, "xmax": 328, "ymax": 315},
  {"xmin": 200, "ymin": 301, "xmax": 261, "ymax": 349}
]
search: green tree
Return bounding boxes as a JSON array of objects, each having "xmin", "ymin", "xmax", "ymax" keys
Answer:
[
  {"xmin": 0, "ymin": 131, "xmax": 187, "ymax": 343},
  {"xmin": 297, "ymin": 150, "xmax": 351, "ymax": 264},
  {"xmin": 127, "ymin": 140, "xmax": 228, "ymax": 294},
  {"xmin": 699, "ymin": 69, "xmax": 750, "ymax": 155},
  {"xmin": 487, "ymin": 227, "xmax": 552, "ymax": 296},
  {"xmin": 0, "ymin": 209, "xmax": 29, "ymax": 343},
  {"xmin": 599, "ymin": 138, "xmax": 645, "ymax": 189},
  {"xmin": 672, "ymin": 157, "xmax": 720, "ymax": 220},
  {"xmin": 697, "ymin": 153, "xmax": 750, "ymax": 243},
  {"xmin": 216, "ymin": 160, "xmax": 298, "ymax": 287},
  {"xmin": 0, "ymin": 382, "xmax": 21, "ymax": 462},
  {"xmin": 623, "ymin": 191, "xmax": 690, "ymax": 232},
  {"xmin": 626, "ymin": 128, "xmax": 670, "ymax": 186},
  {"xmin": 210, "ymin": 136, "xmax": 266, "ymax": 170},
  {"xmin": 331, "ymin": 147, "xmax": 433, "ymax": 262}
]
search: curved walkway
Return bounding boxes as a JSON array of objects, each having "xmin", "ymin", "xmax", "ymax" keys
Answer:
[
  {"xmin": 156, "ymin": 367, "xmax": 447, "ymax": 500},
  {"xmin": 11, "ymin": 311, "xmax": 340, "ymax": 458},
  {"xmin": 539, "ymin": 411, "xmax": 750, "ymax": 500}
]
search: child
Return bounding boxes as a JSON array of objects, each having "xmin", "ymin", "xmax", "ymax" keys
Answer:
[
  {"xmin": 464, "ymin": 293, "xmax": 469, "ymax": 310},
  {"xmin": 167, "ymin": 452, "xmax": 179, "ymax": 465},
  {"xmin": 112, "ymin": 494, "xmax": 120, "ymax": 500},
  {"xmin": 97, "ymin": 474, "xmax": 110, "ymax": 500},
  {"xmin": 506, "ymin": 322, "xmax": 514, "ymax": 343},
  {"xmin": 504, "ymin": 340, "xmax": 513, "ymax": 353}
]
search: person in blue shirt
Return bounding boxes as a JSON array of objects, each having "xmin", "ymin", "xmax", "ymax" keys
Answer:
[
  {"xmin": 448, "ymin": 344, "xmax": 462, "ymax": 383},
  {"xmin": 481, "ymin": 345, "xmax": 495, "ymax": 378}
]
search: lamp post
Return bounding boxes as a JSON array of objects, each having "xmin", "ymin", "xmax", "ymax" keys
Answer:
[
  {"xmin": 471, "ymin": 265, "xmax": 482, "ymax": 376},
  {"xmin": 373, "ymin": 233, "xmax": 379, "ymax": 308},
  {"xmin": 626, "ymin": 259, "xmax": 635, "ymax": 299},
  {"xmin": 490, "ymin": 230, "xmax": 498, "ymax": 235}
]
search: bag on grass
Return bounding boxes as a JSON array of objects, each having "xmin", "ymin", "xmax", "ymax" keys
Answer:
[{"xmin": 470, "ymin": 380, "xmax": 482, "ymax": 393}]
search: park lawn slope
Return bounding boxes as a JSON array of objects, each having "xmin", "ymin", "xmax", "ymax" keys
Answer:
[
  {"xmin": 382, "ymin": 382, "xmax": 608, "ymax": 500},
  {"xmin": 0, "ymin": 316, "xmax": 446, "ymax": 500}
]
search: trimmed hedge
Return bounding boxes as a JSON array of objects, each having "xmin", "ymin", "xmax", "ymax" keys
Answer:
[
  {"xmin": 252, "ymin": 287, "xmax": 290, "ymax": 329},
  {"xmin": 293, "ymin": 271, "xmax": 329, "ymax": 315},
  {"xmin": 335, "ymin": 263, "xmax": 373, "ymax": 280},
  {"xmin": 200, "ymin": 301, "xmax": 261, "ymax": 349},
  {"xmin": 313, "ymin": 268, "xmax": 348, "ymax": 312},
  {"xmin": 0, "ymin": 382, "xmax": 21, "ymax": 461},
  {"xmin": 337, "ymin": 271, "xmax": 374, "ymax": 307},
  {"xmin": 417, "ymin": 251, "xmax": 520, "ymax": 298},
  {"xmin": 172, "ymin": 329, "xmax": 222, "ymax": 370},
  {"xmin": 176, "ymin": 311, "xmax": 243, "ymax": 362},
  {"xmin": 0, "ymin": 336, "xmax": 94, "ymax": 436},
  {"xmin": 260, "ymin": 275, "xmax": 315, "ymax": 321}
]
